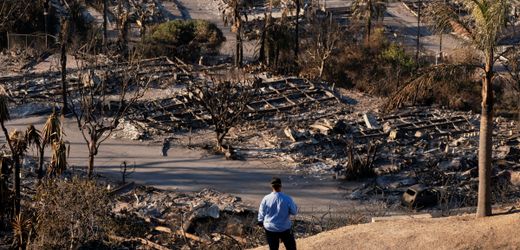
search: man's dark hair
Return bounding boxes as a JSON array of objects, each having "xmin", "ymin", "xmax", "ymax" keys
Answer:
[{"xmin": 271, "ymin": 177, "xmax": 282, "ymax": 188}]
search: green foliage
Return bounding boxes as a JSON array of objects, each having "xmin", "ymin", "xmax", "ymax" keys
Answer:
[
  {"xmin": 381, "ymin": 43, "xmax": 414, "ymax": 73},
  {"xmin": 139, "ymin": 20, "xmax": 225, "ymax": 62}
]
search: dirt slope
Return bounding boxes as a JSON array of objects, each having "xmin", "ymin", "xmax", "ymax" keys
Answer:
[{"xmin": 252, "ymin": 213, "xmax": 520, "ymax": 250}]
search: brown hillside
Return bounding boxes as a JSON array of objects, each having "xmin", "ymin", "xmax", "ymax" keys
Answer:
[{"xmin": 252, "ymin": 213, "xmax": 520, "ymax": 250}]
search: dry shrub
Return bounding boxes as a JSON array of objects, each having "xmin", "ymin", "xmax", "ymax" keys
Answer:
[
  {"xmin": 33, "ymin": 178, "xmax": 112, "ymax": 249},
  {"xmin": 445, "ymin": 48, "xmax": 481, "ymax": 65},
  {"xmin": 293, "ymin": 202, "xmax": 389, "ymax": 238},
  {"xmin": 341, "ymin": 143, "xmax": 377, "ymax": 181},
  {"xmin": 320, "ymin": 28, "xmax": 415, "ymax": 96}
]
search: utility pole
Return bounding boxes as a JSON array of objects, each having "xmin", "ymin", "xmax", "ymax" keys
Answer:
[
  {"xmin": 103, "ymin": 0, "xmax": 108, "ymax": 50},
  {"xmin": 44, "ymin": 0, "xmax": 49, "ymax": 49},
  {"xmin": 437, "ymin": 33, "xmax": 443, "ymax": 64},
  {"xmin": 415, "ymin": 0, "xmax": 421, "ymax": 69},
  {"xmin": 60, "ymin": 17, "xmax": 69, "ymax": 115},
  {"xmin": 437, "ymin": 0, "xmax": 448, "ymax": 65},
  {"xmin": 294, "ymin": 0, "xmax": 300, "ymax": 63}
]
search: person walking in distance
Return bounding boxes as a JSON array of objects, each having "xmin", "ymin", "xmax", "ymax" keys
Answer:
[
  {"xmin": 258, "ymin": 177, "xmax": 298, "ymax": 250},
  {"xmin": 161, "ymin": 138, "xmax": 170, "ymax": 157}
]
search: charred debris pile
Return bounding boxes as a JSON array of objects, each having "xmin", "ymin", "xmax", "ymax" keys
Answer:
[{"xmin": 3, "ymin": 58, "xmax": 520, "ymax": 210}]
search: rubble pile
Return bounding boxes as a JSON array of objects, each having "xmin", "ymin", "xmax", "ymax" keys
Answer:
[
  {"xmin": 110, "ymin": 183, "xmax": 260, "ymax": 249},
  {"xmin": 117, "ymin": 73, "xmax": 519, "ymax": 208},
  {"xmin": 259, "ymin": 105, "xmax": 519, "ymax": 206},
  {"xmin": 139, "ymin": 78, "xmax": 516, "ymax": 208},
  {"xmin": 13, "ymin": 166, "xmax": 262, "ymax": 249},
  {"xmin": 3, "ymin": 57, "xmax": 518, "ymax": 210},
  {"xmin": 0, "ymin": 57, "xmax": 186, "ymax": 106},
  {"xmin": 0, "ymin": 50, "xmax": 39, "ymax": 75},
  {"xmin": 10, "ymin": 165, "xmax": 350, "ymax": 249},
  {"xmin": 341, "ymin": 110, "xmax": 518, "ymax": 206},
  {"xmin": 124, "ymin": 77, "xmax": 346, "ymax": 134}
]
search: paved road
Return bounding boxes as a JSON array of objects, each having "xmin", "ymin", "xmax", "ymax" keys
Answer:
[
  {"xmin": 384, "ymin": 2, "xmax": 464, "ymax": 57},
  {"xmin": 324, "ymin": 0, "xmax": 464, "ymax": 56},
  {"xmin": 2, "ymin": 115, "xmax": 356, "ymax": 213}
]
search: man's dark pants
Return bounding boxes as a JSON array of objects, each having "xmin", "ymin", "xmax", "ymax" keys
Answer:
[{"xmin": 265, "ymin": 229, "xmax": 296, "ymax": 250}]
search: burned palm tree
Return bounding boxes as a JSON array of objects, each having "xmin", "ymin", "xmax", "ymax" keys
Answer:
[
  {"xmin": 24, "ymin": 112, "xmax": 62, "ymax": 179},
  {"xmin": 386, "ymin": 0, "xmax": 511, "ymax": 217},
  {"xmin": 39, "ymin": 112, "xmax": 62, "ymax": 178},
  {"xmin": 12, "ymin": 212, "xmax": 32, "ymax": 250},
  {"xmin": 6, "ymin": 130, "xmax": 28, "ymax": 217},
  {"xmin": 24, "ymin": 125, "xmax": 42, "ymax": 175},
  {"xmin": 48, "ymin": 140, "xmax": 67, "ymax": 176}
]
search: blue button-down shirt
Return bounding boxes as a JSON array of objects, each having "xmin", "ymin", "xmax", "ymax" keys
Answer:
[{"xmin": 258, "ymin": 191, "xmax": 298, "ymax": 232}]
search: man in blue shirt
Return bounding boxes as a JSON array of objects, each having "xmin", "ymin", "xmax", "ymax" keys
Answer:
[{"xmin": 258, "ymin": 177, "xmax": 298, "ymax": 250}]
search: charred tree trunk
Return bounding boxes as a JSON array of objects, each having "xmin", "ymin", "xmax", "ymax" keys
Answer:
[
  {"xmin": 11, "ymin": 155, "xmax": 20, "ymax": 216},
  {"xmin": 1, "ymin": 122, "xmax": 19, "ymax": 215},
  {"xmin": 216, "ymin": 131, "xmax": 223, "ymax": 152},
  {"xmin": 88, "ymin": 141, "xmax": 96, "ymax": 178},
  {"xmin": 103, "ymin": 0, "xmax": 108, "ymax": 49},
  {"xmin": 366, "ymin": 0, "xmax": 373, "ymax": 44},
  {"xmin": 12, "ymin": 156, "xmax": 20, "ymax": 216},
  {"xmin": 234, "ymin": 5, "xmax": 243, "ymax": 67},
  {"xmin": 415, "ymin": 0, "xmax": 421, "ymax": 69},
  {"xmin": 38, "ymin": 146, "xmax": 45, "ymax": 179},
  {"xmin": 477, "ymin": 50, "xmax": 494, "ymax": 217},
  {"xmin": 60, "ymin": 18, "xmax": 69, "ymax": 115},
  {"xmin": 294, "ymin": 0, "xmax": 300, "ymax": 62},
  {"xmin": 436, "ymin": 33, "xmax": 443, "ymax": 64},
  {"xmin": 235, "ymin": 32, "xmax": 243, "ymax": 67},
  {"xmin": 87, "ymin": 133, "xmax": 98, "ymax": 178},
  {"xmin": 117, "ymin": 0, "xmax": 122, "ymax": 30},
  {"xmin": 259, "ymin": 12, "xmax": 267, "ymax": 63},
  {"xmin": 319, "ymin": 58, "xmax": 325, "ymax": 78},
  {"xmin": 120, "ymin": 14, "xmax": 129, "ymax": 59}
]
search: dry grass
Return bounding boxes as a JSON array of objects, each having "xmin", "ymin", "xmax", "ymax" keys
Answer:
[{"xmin": 33, "ymin": 178, "xmax": 112, "ymax": 249}]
